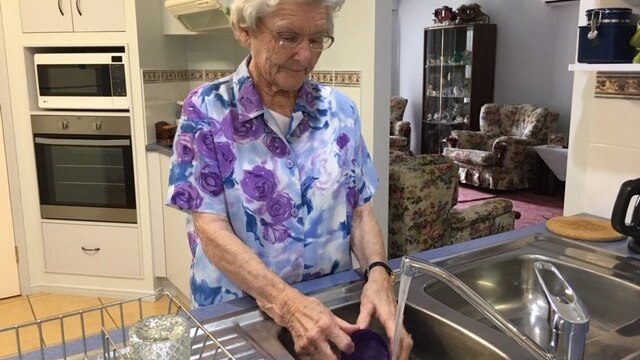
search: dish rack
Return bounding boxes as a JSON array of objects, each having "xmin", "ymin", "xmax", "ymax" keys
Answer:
[{"xmin": 0, "ymin": 292, "xmax": 237, "ymax": 360}]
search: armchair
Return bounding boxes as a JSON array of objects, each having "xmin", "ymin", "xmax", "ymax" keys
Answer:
[
  {"xmin": 388, "ymin": 150, "xmax": 516, "ymax": 258},
  {"xmin": 443, "ymin": 103, "xmax": 559, "ymax": 190},
  {"xmin": 389, "ymin": 96, "xmax": 411, "ymax": 153}
]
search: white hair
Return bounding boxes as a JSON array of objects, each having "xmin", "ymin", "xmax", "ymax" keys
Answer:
[{"xmin": 230, "ymin": 0, "xmax": 345, "ymax": 35}]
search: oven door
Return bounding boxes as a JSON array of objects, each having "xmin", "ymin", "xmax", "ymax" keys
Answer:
[{"xmin": 34, "ymin": 135, "xmax": 136, "ymax": 223}]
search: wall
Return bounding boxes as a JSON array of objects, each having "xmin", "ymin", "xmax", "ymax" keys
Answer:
[
  {"xmin": 397, "ymin": 0, "xmax": 578, "ymax": 154},
  {"xmin": 564, "ymin": 0, "xmax": 640, "ymax": 217}
]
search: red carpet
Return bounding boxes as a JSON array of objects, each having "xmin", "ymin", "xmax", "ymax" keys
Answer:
[{"xmin": 456, "ymin": 185, "xmax": 564, "ymax": 229}]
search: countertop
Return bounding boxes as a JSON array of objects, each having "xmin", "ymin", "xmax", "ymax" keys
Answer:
[
  {"xmin": 190, "ymin": 221, "xmax": 640, "ymax": 323},
  {"xmin": 146, "ymin": 142, "xmax": 173, "ymax": 157}
]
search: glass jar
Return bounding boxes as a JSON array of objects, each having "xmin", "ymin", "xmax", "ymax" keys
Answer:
[{"xmin": 128, "ymin": 314, "xmax": 191, "ymax": 359}]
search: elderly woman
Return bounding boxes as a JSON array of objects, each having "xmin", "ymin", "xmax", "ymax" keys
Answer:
[{"xmin": 167, "ymin": 0, "xmax": 412, "ymax": 358}]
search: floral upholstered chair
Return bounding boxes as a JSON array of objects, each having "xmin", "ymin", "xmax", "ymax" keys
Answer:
[
  {"xmin": 443, "ymin": 103, "xmax": 559, "ymax": 190},
  {"xmin": 388, "ymin": 150, "xmax": 517, "ymax": 258},
  {"xmin": 389, "ymin": 96, "xmax": 411, "ymax": 153}
]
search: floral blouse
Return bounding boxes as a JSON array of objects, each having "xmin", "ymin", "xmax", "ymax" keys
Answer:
[{"xmin": 166, "ymin": 57, "xmax": 378, "ymax": 308}]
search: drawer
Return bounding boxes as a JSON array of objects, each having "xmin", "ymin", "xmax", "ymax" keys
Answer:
[{"xmin": 42, "ymin": 222, "xmax": 141, "ymax": 278}]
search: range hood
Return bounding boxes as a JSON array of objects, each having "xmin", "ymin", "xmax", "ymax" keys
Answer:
[{"xmin": 164, "ymin": 0, "xmax": 232, "ymax": 32}]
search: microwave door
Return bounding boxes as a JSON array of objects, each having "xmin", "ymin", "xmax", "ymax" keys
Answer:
[
  {"xmin": 36, "ymin": 64, "xmax": 112, "ymax": 96},
  {"xmin": 35, "ymin": 63, "xmax": 124, "ymax": 110}
]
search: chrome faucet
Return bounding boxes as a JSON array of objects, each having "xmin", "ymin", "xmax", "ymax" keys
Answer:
[{"xmin": 400, "ymin": 256, "xmax": 590, "ymax": 360}]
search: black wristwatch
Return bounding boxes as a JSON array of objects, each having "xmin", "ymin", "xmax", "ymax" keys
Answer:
[{"xmin": 364, "ymin": 261, "xmax": 394, "ymax": 282}]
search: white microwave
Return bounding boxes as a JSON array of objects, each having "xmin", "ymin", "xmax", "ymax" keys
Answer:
[{"xmin": 34, "ymin": 52, "xmax": 130, "ymax": 110}]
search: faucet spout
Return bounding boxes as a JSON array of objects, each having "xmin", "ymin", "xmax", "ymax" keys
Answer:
[
  {"xmin": 534, "ymin": 261, "xmax": 590, "ymax": 359},
  {"xmin": 400, "ymin": 256, "xmax": 589, "ymax": 360}
]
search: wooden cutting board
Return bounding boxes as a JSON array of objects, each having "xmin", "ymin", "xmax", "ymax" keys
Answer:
[{"xmin": 545, "ymin": 215, "xmax": 626, "ymax": 242}]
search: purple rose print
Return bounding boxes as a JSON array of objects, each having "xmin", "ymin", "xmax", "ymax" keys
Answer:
[
  {"xmin": 336, "ymin": 133, "xmax": 350, "ymax": 150},
  {"xmin": 182, "ymin": 94, "xmax": 207, "ymax": 120},
  {"xmin": 175, "ymin": 132, "xmax": 195, "ymax": 162},
  {"xmin": 265, "ymin": 134, "xmax": 290, "ymax": 158},
  {"xmin": 266, "ymin": 193, "xmax": 294, "ymax": 223},
  {"xmin": 195, "ymin": 129, "xmax": 216, "ymax": 159},
  {"xmin": 299, "ymin": 85, "xmax": 315, "ymax": 107},
  {"xmin": 196, "ymin": 163, "xmax": 224, "ymax": 197},
  {"xmin": 347, "ymin": 186, "xmax": 359, "ymax": 209},
  {"xmin": 292, "ymin": 117, "xmax": 311, "ymax": 138},
  {"xmin": 241, "ymin": 165, "xmax": 277, "ymax": 202},
  {"xmin": 238, "ymin": 81, "xmax": 262, "ymax": 114},
  {"xmin": 171, "ymin": 183, "xmax": 203, "ymax": 210},
  {"xmin": 216, "ymin": 141, "xmax": 236, "ymax": 178},
  {"xmin": 222, "ymin": 111, "xmax": 265, "ymax": 143},
  {"xmin": 263, "ymin": 222, "xmax": 290, "ymax": 244}
]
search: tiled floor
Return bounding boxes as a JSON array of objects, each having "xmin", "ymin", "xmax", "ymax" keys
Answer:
[{"xmin": 0, "ymin": 293, "xmax": 183, "ymax": 358}]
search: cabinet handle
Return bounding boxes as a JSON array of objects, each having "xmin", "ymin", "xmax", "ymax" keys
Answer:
[
  {"xmin": 75, "ymin": 0, "xmax": 83, "ymax": 16},
  {"xmin": 58, "ymin": 0, "xmax": 64, "ymax": 16},
  {"xmin": 81, "ymin": 246, "xmax": 100, "ymax": 254}
]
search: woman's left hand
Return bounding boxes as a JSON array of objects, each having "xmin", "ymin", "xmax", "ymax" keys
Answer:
[{"xmin": 356, "ymin": 267, "xmax": 413, "ymax": 360}]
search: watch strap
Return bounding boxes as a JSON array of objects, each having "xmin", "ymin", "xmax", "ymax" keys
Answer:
[{"xmin": 364, "ymin": 261, "xmax": 394, "ymax": 282}]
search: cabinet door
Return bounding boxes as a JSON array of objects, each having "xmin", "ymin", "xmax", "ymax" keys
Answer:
[
  {"xmin": 160, "ymin": 155, "xmax": 192, "ymax": 299},
  {"xmin": 423, "ymin": 26, "xmax": 472, "ymax": 153},
  {"xmin": 421, "ymin": 24, "xmax": 496, "ymax": 154},
  {"xmin": 72, "ymin": 0, "xmax": 126, "ymax": 32},
  {"xmin": 20, "ymin": 0, "xmax": 74, "ymax": 33}
]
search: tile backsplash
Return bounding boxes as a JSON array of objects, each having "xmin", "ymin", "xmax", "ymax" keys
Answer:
[{"xmin": 142, "ymin": 69, "xmax": 361, "ymax": 87}]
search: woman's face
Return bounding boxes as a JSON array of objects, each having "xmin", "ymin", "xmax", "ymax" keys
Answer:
[{"xmin": 244, "ymin": 1, "xmax": 329, "ymax": 94}]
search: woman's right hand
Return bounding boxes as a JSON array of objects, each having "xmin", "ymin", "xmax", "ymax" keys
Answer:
[{"xmin": 278, "ymin": 293, "xmax": 359, "ymax": 359}]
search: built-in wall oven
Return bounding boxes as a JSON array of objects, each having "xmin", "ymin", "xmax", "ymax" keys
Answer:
[{"xmin": 32, "ymin": 115, "xmax": 136, "ymax": 223}]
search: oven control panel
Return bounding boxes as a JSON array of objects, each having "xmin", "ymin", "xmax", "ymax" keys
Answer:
[{"xmin": 31, "ymin": 115, "xmax": 131, "ymax": 136}]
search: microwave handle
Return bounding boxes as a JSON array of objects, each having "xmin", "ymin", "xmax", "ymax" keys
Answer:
[{"xmin": 35, "ymin": 137, "xmax": 130, "ymax": 147}]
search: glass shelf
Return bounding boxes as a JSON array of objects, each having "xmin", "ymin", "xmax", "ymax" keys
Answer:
[{"xmin": 423, "ymin": 120, "xmax": 466, "ymax": 126}]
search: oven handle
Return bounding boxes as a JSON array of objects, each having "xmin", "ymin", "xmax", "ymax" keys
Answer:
[{"xmin": 34, "ymin": 137, "xmax": 131, "ymax": 147}]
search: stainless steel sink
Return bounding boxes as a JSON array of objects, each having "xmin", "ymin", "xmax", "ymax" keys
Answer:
[
  {"xmin": 199, "ymin": 233, "xmax": 640, "ymax": 359},
  {"xmin": 423, "ymin": 233, "xmax": 640, "ymax": 359},
  {"xmin": 278, "ymin": 300, "xmax": 515, "ymax": 360}
]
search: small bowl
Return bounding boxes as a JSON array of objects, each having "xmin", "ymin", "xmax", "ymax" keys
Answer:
[{"xmin": 342, "ymin": 329, "xmax": 390, "ymax": 360}]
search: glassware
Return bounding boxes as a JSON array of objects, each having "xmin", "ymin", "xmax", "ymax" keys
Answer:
[{"xmin": 129, "ymin": 314, "xmax": 191, "ymax": 360}]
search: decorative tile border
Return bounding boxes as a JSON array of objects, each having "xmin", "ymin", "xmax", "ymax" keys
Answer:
[
  {"xmin": 595, "ymin": 72, "xmax": 640, "ymax": 99},
  {"xmin": 333, "ymin": 71, "xmax": 361, "ymax": 87},
  {"xmin": 143, "ymin": 69, "xmax": 361, "ymax": 87}
]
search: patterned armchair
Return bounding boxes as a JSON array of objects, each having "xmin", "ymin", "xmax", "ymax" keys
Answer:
[
  {"xmin": 443, "ymin": 103, "xmax": 559, "ymax": 190},
  {"xmin": 388, "ymin": 150, "xmax": 516, "ymax": 259},
  {"xmin": 389, "ymin": 96, "xmax": 411, "ymax": 153}
]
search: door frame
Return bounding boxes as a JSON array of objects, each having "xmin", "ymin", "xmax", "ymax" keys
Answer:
[{"xmin": 0, "ymin": 5, "xmax": 31, "ymax": 294}]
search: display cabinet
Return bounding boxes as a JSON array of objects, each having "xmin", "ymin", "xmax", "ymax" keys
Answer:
[{"xmin": 421, "ymin": 23, "xmax": 496, "ymax": 154}]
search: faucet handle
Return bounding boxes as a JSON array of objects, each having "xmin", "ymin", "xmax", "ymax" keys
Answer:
[{"xmin": 534, "ymin": 261, "xmax": 590, "ymax": 360}]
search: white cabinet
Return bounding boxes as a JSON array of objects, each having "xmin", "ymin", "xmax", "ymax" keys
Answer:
[
  {"xmin": 162, "ymin": 3, "xmax": 196, "ymax": 35},
  {"xmin": 42, "ymin": 221, "xmax": 141, "ymax": 278},
  {"xmin": 160, "ymin": 154, "xmax": 192, "ymax": 298},
  {"xmin": 19, "ymin": 0, "xmax": 125, "ymax": 33}
]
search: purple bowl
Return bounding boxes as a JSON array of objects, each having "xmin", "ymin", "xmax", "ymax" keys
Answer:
[{"xmin": 341, "ymin": 329, "xmax": 390, "ymax": 360}]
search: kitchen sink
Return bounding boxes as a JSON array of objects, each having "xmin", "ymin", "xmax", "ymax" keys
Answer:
[
  {"xmin": 423, "ymin": 233, "xmax": 640, "ymax": 359},
  {"xmin": 278, "ymin": 301, "xmax": 513, "ymax": 360},
  {"xmin": 198, "ymin": 233, "xmax": 640, "ymax": 360}
]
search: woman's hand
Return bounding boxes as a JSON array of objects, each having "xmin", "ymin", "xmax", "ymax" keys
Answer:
[
  {"xmin": 276, "ymin": 292, "xmax": 359, "ymax": 360},
  {"xmin": 356, "ymin": 267, "xmax": 413, "ymax": 360}
]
